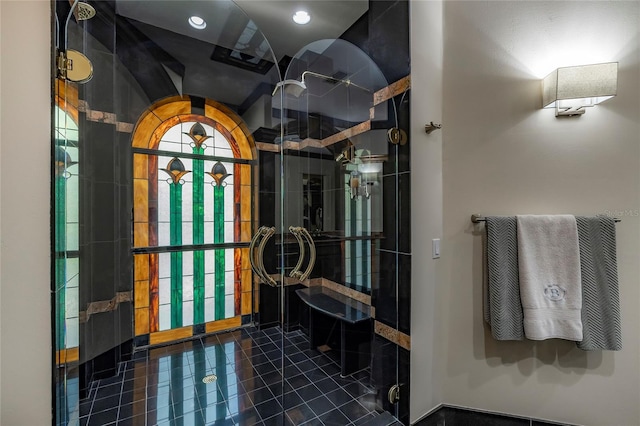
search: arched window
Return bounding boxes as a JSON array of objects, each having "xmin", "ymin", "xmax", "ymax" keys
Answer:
[{"xmin": 132, "ymin": 96, "xmax": 256, "ymax": 345}]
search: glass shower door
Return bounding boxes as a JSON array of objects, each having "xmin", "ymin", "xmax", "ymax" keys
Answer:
[
  {"xmin": 277, "ymin": 38, "xmax": 402, "ymax": 424},
  {"xmin": 53, "ymin": 1, "xmax": 283, "ymax": 424}
]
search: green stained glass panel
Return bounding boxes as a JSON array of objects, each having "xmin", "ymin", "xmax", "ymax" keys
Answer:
[
  {"xmin": 193, "ymin": 147, "xmax": 205, "ymax": 325},
  {"xmin": 214, "ymin": 186, "xmax": 225, "ymax": 320},
  {"xmin": 169, "ymin": 182, "xmax": 183, "ymax": 328}
]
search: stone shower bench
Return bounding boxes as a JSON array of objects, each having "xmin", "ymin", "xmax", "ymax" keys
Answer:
[{"xmin": 296, "ymin": 286, "xmax": 372, "ymax": 377}]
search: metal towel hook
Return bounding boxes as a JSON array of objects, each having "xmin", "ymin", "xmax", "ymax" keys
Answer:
[{"xmin": 424, "ymin": 122, "xmax": 442, "ymax": 134}]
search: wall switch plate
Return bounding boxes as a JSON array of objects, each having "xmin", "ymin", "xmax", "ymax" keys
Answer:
[{"xmin": 432, "ymin": 238, "xmax": 440, "ymax": 259}]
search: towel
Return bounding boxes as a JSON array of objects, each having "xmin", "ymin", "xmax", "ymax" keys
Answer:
[
  {"xmin": 575, "ymin": 216, "xmax": 622, "ymax": 351},
  {"xmin": 517, "ymin": 215, "xmax": 583, "ymax": 341},
  {"xmin": 485, "ymin": 216, "xmax": 524, "ymax": 340}
]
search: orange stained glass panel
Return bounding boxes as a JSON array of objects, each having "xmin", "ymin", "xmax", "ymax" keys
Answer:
[
  {"xmin": 134, "ymin": 223, "xmax": 149, "ymax": 247},
  {"xmin": 151, "ymin": 98, "xmax": 191, "ymax": 122},
  {"xmin": 239, "ymin": 247, "xmax": 250, "ymax": 269},
  {"xmin": 234, "ymin": 248, "xmax": 242, "ymax": 315},
  {"xmin": 133, "ymin": 154, "xmax": 148, "ymax": 179},
  {"xmin": 235, "ymin": 289, "xmax": 241, "ymax": 316},
  {"xmin": 241, "ymin": 291, "xmax": 252, "ymax": 315},
  {"xmin": 234, "ymin": 163, "xmax": 242, "ymax": 244},
  {"xmin": 239, "ymin": 164, "xmax": 252, "ymax": 183},
  {"xmin": 205, "ymin": 101, "xmax": 242, "ymax": 132},
  {"xmin": 135, "ymin": 308, "xmax": 149, "ymax": 336},
  {"xmin": 149, "ymin": 253, "xmax": 159, "ymax": 333},
  {"xmin": 241, "ymin": 221, "xmax": 251, "ymax": 242},
  {"xmin": 147, "ymin": 115, "xmax": 182, "ymax": 150},
  {"xmin": 55, "ymin": 79, "xmax": 79, "ymax": 123},
  {"xmin": 241, "ymin": 269, "xmax": 252, "ymax": 293},
  {"xmin": 147, "ymin": 156, "xmax": 158, "ymax": 247},
  {"xmin": 149, "ymin": 326, "xmax": 192, "ymax": 345},
  {"xmin": 205, "ymin": 316, "xmax": 241, "ymax": 334},
  {"xmin": 134, "ymin": 280, "xmax": 150, "ymax": 308},
  {"xmin": 132, "ymin": 110, "xmax": 162, "ymax": 148},
  {"xmin": 133, "ymin": 179, "xmax": 149, "ymax": 223},
  {"xmin": 56, "ymin": 347, "xmax": 79, "ymax": 365},
  {"xmin": 134, "ymin": 254, "xmax": 149, "ymax": 281},
  {"xmin": 240, "ymin": 186, "xmax": 252, "ymax": 220},
  {"xmin": 231, "ymin": 127, "xmax": 256, "ymax": 160}
]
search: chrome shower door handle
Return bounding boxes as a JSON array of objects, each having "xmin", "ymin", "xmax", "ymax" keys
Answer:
[
  {"xmin": 297, "ymin": 228, "xmax": 316, "ymax": 282},
  {"xmin": 288, "ymin": 226, "xmax": 306, "ymax": 279},
  {"xmin": 288, "ymin": 226, "xmax": 316, "ymax": 282},
  {"xmin": 249, "ymin": 226, "xmax": 267, "ymax": 282},
  {"xmin": 257, "ymin": 226, "xmax": 278, "ymax": 287}
]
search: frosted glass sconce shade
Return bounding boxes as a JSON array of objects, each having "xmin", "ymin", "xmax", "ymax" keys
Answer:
[{"xmin": 542, "ymin": 62, "xmax": 618, "ymax": 116}]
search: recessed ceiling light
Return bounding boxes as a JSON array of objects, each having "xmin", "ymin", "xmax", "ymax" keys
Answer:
[
  {"xmin": 188, "ymin": 16, "xmax": 206, "ymax": 30},
  {"xmin": 292, "ymin": 11, "xmax": 310, "ymax": 25}
]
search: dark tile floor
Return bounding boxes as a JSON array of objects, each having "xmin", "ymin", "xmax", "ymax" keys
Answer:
[
  {"xmin": 66, "ymin": 326, "xmax": 399, "ymax": 425},
  {"xmin": 413, "ymin": 406, "xmax": 572, "ymax": 426}
]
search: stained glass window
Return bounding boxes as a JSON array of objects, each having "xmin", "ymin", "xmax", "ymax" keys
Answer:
[
  {"xmin": 132, "ymin": 97, "xmax": 256, "ymax": 344},
  {"xmin": 54, "ymin": 105, "xmax": 80, "ymax": 361}
]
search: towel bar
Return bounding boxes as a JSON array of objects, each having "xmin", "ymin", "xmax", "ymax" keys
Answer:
[{"xmin": 471, "ymin": 213, "xmax": 621, "ymax": 223}]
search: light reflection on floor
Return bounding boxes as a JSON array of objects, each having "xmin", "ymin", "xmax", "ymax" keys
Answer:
[{"xmin": 58, "ymin": 326, "xmax": 400, "ymax": 425}]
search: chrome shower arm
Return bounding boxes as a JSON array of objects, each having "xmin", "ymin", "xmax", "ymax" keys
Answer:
[
  {"xmin": 301, "ymin": 71, "xmax": 371, "ymax": 93},
  {"xmin": 64, "ymin": 0, "xmax": 80, "ymax": 50}
]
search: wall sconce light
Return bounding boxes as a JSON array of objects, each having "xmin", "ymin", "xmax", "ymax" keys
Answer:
[
  {"xmin": 349, "ymin": 170, "xmax": 371, "ymax": 200},
  {"xmin": 542, "ymin": 62, "xmax": 618, "ymax": 117},
  {"xmin": 346, "ymin": 151, "xmax": 385, "ymax": 200}
]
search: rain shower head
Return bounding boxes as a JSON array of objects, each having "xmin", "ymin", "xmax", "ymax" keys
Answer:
[
  {"xmin": 75, "ymin": 2, "xmax": 96, "ymax": 20},
  {"xmin": 272, "ymin": 71, "xmax": 371, "ymax": 98},
  {"xmin": 272, "ymin": 79, "xmax": 307, "ymax": 97}
]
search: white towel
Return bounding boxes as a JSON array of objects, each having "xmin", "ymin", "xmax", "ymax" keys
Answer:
[{"xmin": 517, "ymin": 215, "xmax": 583, "ymax": 341}]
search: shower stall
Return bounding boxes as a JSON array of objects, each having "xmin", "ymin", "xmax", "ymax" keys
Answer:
[{"xmin": 53, "ymin": 0, "xmax": 411, "ymax": 424}]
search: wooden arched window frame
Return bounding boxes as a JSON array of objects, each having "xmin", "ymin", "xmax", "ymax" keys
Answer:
[{"xmin": 131, "ymin": 96, "xmax": 257, "ymax": 345}]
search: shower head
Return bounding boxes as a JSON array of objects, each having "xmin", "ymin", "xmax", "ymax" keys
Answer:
[
  {"xmin": 272, "ymin": 79, "xmax": 307, "ymax": 97},
  {"xmin": 75, "ymin": 2, "xmax": 96, "ymax": 21}
]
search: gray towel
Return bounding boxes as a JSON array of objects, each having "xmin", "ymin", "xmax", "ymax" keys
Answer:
[
  {"xmin": 485, "ymin": 216, "xmax": 524, "ymax": 340},
  {"xmin": 575, "ymin": 216, "xmax": 622, "ymax": 351}
]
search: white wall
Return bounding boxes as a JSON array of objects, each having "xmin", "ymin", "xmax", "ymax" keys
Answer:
[
  {"xmin": 439, "ymin": 1, "xmax": 640, "ymax": 425},
  {"xmin": 0, "ymin": 0, "xmax": 3, "ymax": 417},
  {"xmin": 0, "ymin": 1, "xmax": 52, "ymax": 425},
  {"xmin": 410, "ymin": 0, "xmax": 445, "ymax": 422}
]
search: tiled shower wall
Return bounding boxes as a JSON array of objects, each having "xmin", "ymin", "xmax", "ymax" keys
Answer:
[{"xmin": 343, "ymin": 1, "xmax": 412, "ymax": 422}]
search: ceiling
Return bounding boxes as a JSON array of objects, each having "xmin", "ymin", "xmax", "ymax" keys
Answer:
[
  {"xmin": 115, "ymin": 0, "xmax": 368, "ymax": 63},
  {"xmin": 233, "ymin": 0, "xmax": 368, "ymax": 59}
]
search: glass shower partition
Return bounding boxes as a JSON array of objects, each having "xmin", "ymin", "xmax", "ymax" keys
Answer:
[
  {"xmin": 52, "ymin": 1, "xmax": 283, "ymax": 424},
  {"xmin": 277, "ymin": 38, "xmax": 401, "ymax": 422}
]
